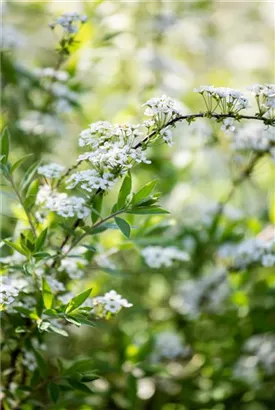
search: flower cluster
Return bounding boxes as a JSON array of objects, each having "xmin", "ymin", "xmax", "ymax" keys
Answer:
[
  {"xmin": 66, "ymin": 169, "xmax": 115, "ymax": 193},
  {"xmin": 233, "ymin": 236, "xmax": 275, "ymax": 269},
  {"xmin": 93, "ymin": 290, "xmax": 132, "ymax": 316},
  {"xmin": 232, "ymin": 123, "xmax": 275, "ymax": 157},
  {"xmin": 38, "ymin": 163, "xmax": 65, "ymax": 179},
  {"xmin": 233, "ymin": 334, "xmax": 275, "ymax": 384},
  {"xmin": 0, "ymin": 276, "xmax": 28, "ymax": 306},
  {"xmin": 49, "ymin": 12, "xmax": 87, "ymax": 34},
  {"xmin": 248, "ymin": 84, "xmax": 275, "ymax": 116},
  {"xmin": 58, "ymin": 246, "xmax": 88, "ymax": 280},
  {"xmin": 141, "ymin": 246, "xmax": 189, "ymax": 269},
  {"xmin": 170, "ymin": 270, "xmax": 229, "ymax": 318},
  {"xmin": 36, "ymin": 185, "xmax": 89, "ymax": 219},
  {"xmin": 152, "ymin": 331, "xmax": 187, "ymax": 361},
  {"xmin": 195, "ymin": 86, "xmax": 249, "ymax": 114},
  {"xmin": 67, "ymin": 122, "xmax": 151, "ymax": 194},
  {"xmin": 34, "ymin": 67, "xmax": 69, "ymax": 82}
]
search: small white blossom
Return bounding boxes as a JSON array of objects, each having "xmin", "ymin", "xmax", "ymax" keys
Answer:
[
  {"xmin": 49, "ymin": 12, "xmax": 87, "ymax": 34},
  {"xmin": 38, "ymin": 163, "xmax": 65, "ymax": 179},
  {"xmin": 141, "ymin": 246, "xmax": 189, "ymax": 269},
  {"xmin": 221, "ymin": 118, "xmax": 235, "ymax": 133},
  {"xmin": 66, "ymin": 169, "xmax": 115, "ymax": 193},
  {"xmin": 0, "ymin": 276, "xmax": 28, "ymax": 306},
  {"xmin": 22, "ymin": 351, "xmax": 37, "ymax": 371},
  {"xmin": 36, "ymin": 185, "xmax": 89, "ymax": 219},
  {"xmin": 195, "ymin": 86, "xmax": 249, "ymax": 113},
  {"xmin": 233, "ymin": 236, "xmax": 275, "ymax": 269},
  {"xmin": 93, "ymin": 290, "xmax": 132, "ymax": 317},
  {"xmin": 153, "ymin": 331, "xmax": 187, "ymax": 361},
  {"xmin": 170, "ymin": 270, "xmax": 229, "ymax": 318},
  {"xmin": 232, "ymin": 123, "xmax": 273, "ymax": 153}
]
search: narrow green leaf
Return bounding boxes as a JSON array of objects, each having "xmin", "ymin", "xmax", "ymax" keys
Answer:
[
  {"xmin": 66, "ymin": 359, "xmax": 95, "ymax": 375},
  {"xmin": 65, "ymin": 288, "xmax": 92, "ymax": 313},
  {"xmin": 20, "ymin": 160, "xmax": 40, "ymax": 193},
  {"xmin": 33, "ymin": 349, "xmax": 48, "ymax": 378},
  {"xmin": 68, "ymin": 379, "xmax": 92, "ymax": 393},
  {"xmin": 3, "ymin": 239, "xmax": 28, "ymax": 256},
  {"xmin": 0, "ymin": 128, "xmax": 10, "ymax": 164},
  {"xmin": 48, "ymin": 382, "xmax": 60, "ymax": 403},
  {"xmin": 132, "ymin": 180, "xmax": 157, "ymax": 205},
  {"xmin": 117, "ymin": 172, "xmax": 132, "ymax": 209},
  {"xmin": 49, "ymin": 325, "xmax": 68, "ymax": 337},
  {"xmin": 35, "ymin": 228, "xmax": 48, "ymax": 252},
  {"xmin": 91, "ymin": 193, "xmax": 103, "ymax": 223},
  {"xmin": 115, "ymin": 217, "xmax": 131, "ymax": 238},
  {"xmin": 42, "ymin": 278, "xmax": 53, "ymax": 309},
  {"xmin": 24, "ymin": 179, "xmax": 39, "ymax": 210},
  {"xmin": 11, "ymin": 154, "xmax": 33, "ymax": 174}
]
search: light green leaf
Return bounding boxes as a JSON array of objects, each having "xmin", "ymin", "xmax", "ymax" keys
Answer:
[
  {"xmin": 35, "ymin": 228, "xmax": 48, "ymax": 252},
  {"xmin": 115, "ymin": 217, "xmax": 131, "ymax": 238},
  {"xmin": 42, "ymin": 278, "xmax": 53, "ymax": 309},
  {"xmin": 0, "ymin": 128, "xmax": 10, "ymax": 165},
  {"xmin": 3, "ymin": 239, "xmax": 28, "ymax": 256},
  {"xmin": 132, "ymin": 180, "xmax": 157, "ymax": 205},
  {"xmin": 11, "ymin": 154, "xmax": 33, "ymax": 174},
  {"xmin": 65, "ymin": 288, "xmax": 92, "ymax": 313},
  {"xmin": 117, "ymin": 172, "xmax": 132, "ymax": 209}
]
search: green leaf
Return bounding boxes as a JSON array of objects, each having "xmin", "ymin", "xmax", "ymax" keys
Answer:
[
  {"xmin": 49, "ymin": 325, "xmax": 68, "ymax": 337},
  {"xmin": 91, "ymin": 193, "xmax": 103, "ymax": 223},
  {"xmin": 0, "ymin": 128, "xmax": 10, "ymax": 165},
  {"xmin": 3, "ymin": 239, "xmax": 29, "ymax": 256},
  {"xmin": 11, "ymin": 154, "xmax": 33, "ymax": 174},
  {"xmin": 42, "ymin": 278, "xmax": 53, "ymax": 309},
  {"xmin": 24, "ymin": 179, "xmax": 39, "ymax": 210},
  {"xmin": 81, "ymin": 373, "xmax": 98, "ymax": 382},
  {"xmin": 117, "ymin": 172, "xmax": 132, "ymax": 209},
  {"xmin": 33, "ymin": 349, "xmax": 48, "ymax": 378},
  {"xmin": 35, "ymin": 228, "xmax": 48, "ymax": 252},
  {"xmin": 66, "ymin": 359, "xmax": 95, "ymax": 375},
  {"xmin": 132, "ymin": 180, "xmax": 157, "ymax": 205},
  {"xmin": 20, "ymin": 161, "xmax": 40, "ymax": 193},
  {"xmin": 126, "ymin": 207, "xmax": 169, "ymax": 215},
  {"xmin": 115, "ymin": 217, "xmax": 131, "ymax": 238},
  {"xmin": 65, "ymin": 288, "xmax": 92, "ymax": 313},
  {"xmin": 67, "ymin": 379, "xmax": 92, "ymax": 393},
  {"xmin": 48, "ymin": 382, "xmax": 60, "ymax": 403}
]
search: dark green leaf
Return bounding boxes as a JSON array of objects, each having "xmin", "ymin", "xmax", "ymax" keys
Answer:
[
  {"xmin": 91, "ymin": 193, "xmax": 103, "ymax": 223},
  {"xmin": 48, "ymin": 382, "xmax": 60, "ymax": 403},
  {"xmin": 67, "ymin": 379, "xmax": 92, "ymax": 393},
  {"xmin": 115, "ymin": 217, "xmax": 131, "ymax": 238}
]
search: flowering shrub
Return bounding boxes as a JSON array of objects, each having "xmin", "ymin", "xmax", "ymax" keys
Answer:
[{"xmin": 1, "ymin": 5, "xmax": 275, "ymax": 410}]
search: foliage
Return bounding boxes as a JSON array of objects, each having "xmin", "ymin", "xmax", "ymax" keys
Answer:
[{"xmin": 1, "ymin": 2, "xmax": 275, "ymax": 410}]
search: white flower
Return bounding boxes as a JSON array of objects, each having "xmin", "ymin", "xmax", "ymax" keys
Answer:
[
  {"xmin": 45, "ymin": 277, "xmax": 65, "ymax": 293},
  {"xmin": 93, "ymin": 290, "xmax": 132, "ymax": 317},
  {"xmin": 36, "ymin": 185, "xmax": 89, "ymax": 219},
  {"xmin": 66, "ymin": 169, "xmax": 116, "ymax": 193},
  {"xmin": 160, "ymin": 128, "xmax": 174, "ymax": 145},
  {"xmin": 170, "ymin": 270, "xmax": 229, "ymax": 318},
  {"xmin": 0, "ymin": 276, "xmax": 28, "ymax": 305},
  {"xmin": 35, "ymin": 67, "xmax": 69, "ymax": 82},
  {"xmin": 232, "ymin": 123, "xmax": 273, "ymax": 153},
  {"xmin": 143, "ymin": 95, "xmax": 183, "ymax": 125},
  {"xmin": 141, "ymin": 246, "xmax": 189, "ymax": 269},
  {"xmin": 50, "ymin": 12, "xmax": 87, "ymax": 34},
  {"xmin": 195, "ymin": 86, "xmax": 249, "ymax": 113},
  {"xmin": 221, "ymin": 118, "xmax": 235, "ymax": 133},
  {"xmin": 153, "ymin": 331, "xmax": 187, "ymax": 361},
  {"xmin": 233, "ymin": 236, "xmax": 275, "ymax": 269},
  {"xmin": 22, "ymin": 351, "xmax": 37, "ymax": 371},
  {"xmin": 38, "ymin": 163, "xmax": 65, "ymax": 179}
]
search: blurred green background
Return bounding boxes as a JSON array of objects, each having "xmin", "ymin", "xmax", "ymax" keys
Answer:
[{"xmin": 2, "ymin": 1, "xmax": 275, "ymax": 409}]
